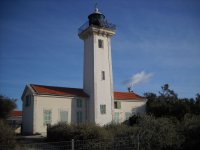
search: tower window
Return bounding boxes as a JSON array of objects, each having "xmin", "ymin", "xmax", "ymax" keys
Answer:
[
  {"xmin": 101, "ymin": 71, "xmax": 105, "ymax": 80},
  {"xmin": 100, "ymin": 105, "xmax": 106, "ymax": 114},
  {"xmin": 98, "ymin": 39, "xmax": 103, "ymax": 48}
]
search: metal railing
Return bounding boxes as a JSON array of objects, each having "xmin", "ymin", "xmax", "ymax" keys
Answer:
[{"xmin": 78, "ymin": 21, "xmax": 116, "ymax": 34}]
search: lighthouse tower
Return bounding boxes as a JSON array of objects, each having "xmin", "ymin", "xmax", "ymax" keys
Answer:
[{"xmin": 78, "ymin": 8, "xmax": 116, "ymax": 125}]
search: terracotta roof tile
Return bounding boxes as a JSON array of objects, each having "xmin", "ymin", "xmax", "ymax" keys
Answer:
[
  {"xmin": 9, "ymin": 110, "xmax": 22, "ymax": 117},
  {"xmin": 29, "ymin": 84, "xmax": 144, "ymax": 100},
  {"xmin": 114, "ymin": 91, "xmax": 144, "ymax": 100},
  {"xmin": 30, "ymin": 84, "xmax": 89, "ymax": 97}
]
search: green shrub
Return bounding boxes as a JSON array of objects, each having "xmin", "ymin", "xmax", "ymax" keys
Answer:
[
  {"xmin": 137, "ymin": 115, "xmax": 183, "ymax": 150},
  {"xmin": 179, "ymin": 114, "xmax": 200, "ymax": 150},
  {"xmin": 47, "ymin": 123, "xmax": 114, "ymax": 149},
  {"xmin": 0, "ymin": 119, "xmax": 16, "ymax": 147},
  {"xmin": 47, "ymin": 123, "xmax": 112, "ymax": 141}
]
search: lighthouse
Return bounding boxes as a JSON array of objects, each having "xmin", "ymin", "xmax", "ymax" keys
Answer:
[{"xmin": 78, "ymin": 7, "xmax": 116, "ymax": 125}]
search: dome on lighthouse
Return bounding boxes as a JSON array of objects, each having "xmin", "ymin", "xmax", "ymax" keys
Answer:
[{"xmin": 88, "ymin": 7, "xmax": 106, "ymax": 27}]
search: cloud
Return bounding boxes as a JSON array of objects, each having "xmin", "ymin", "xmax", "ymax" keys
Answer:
[{"xmin": 122, "ymin": 71, "xmax": 154, "ymax": 88}]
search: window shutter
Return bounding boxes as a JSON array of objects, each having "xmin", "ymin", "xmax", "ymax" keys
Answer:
[
  {"xmin": 60, "ymin": 111, "xmax": 68, "ymax": 123},
  {"xmin": 118, "ymin": 101, "xmax": 121, "ymax": 109}
]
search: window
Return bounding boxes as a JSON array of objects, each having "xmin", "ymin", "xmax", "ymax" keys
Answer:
[
  {"xmin": 125, "ymin": 112, "xmax": 131, "ymax": 120},
  {"xmin": 60, "ymin": 111, "xmax": 68, "ymax": 123},
  {"xmin": 114, "ymin": 112, "xmax": 120, "ymax": 123},
  {"xmin": 114, "ymin": 101, "xmax": 121, "ymax": 109},
  {"xmin": 25, "ymin": 95, "xmax": 31, "ymax": 107},
  {"xmin": 98, "ymin": 39, "xmax": 103, "ymax": 48},
  {"xmin": 43, "ymin": 110, "xmax": 52, "ymax": 125},
  {"xmin": 77, "ymin": 99, "xmax": 82, "ymax": 108},
  {"xmin": 77, "ymin": 111, "xmax": 83, "ymax": 124},
  {"xmin": 100, "ymin": 105, "xmax": 106, "ymax": 114},
  {"xmin": 101, "ymin": 71, "xmax": 105, "ymax": 80}
]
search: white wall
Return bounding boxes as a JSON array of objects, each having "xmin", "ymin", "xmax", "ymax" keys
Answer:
[
  {"xmin": 114, "ymin": 100, "xmax": 146, "ymax": 123},
  {"xmin": 34, "ymin": 95, "xmax": 87, "ymax": 135}
]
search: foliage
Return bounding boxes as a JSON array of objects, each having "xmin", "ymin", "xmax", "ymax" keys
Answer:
[
  {"xmin": 46, "ymin": 84, "xmax": 200, "ymax": 150},
  {"xmin": 136, "ymin": 115, "xmax": 183, "ymax": 150},
  {"xmin": 0, "ymin": 95, "xmax": 16, "ymax": 119},
  {"xmin": 47, "ymin": 123, "xmax": 112, "ymax": 141},
  {"xmin": 145, "ymin": 84, "xmax": 200, "ymax": 119},
  {"xmin": 179, "ymin": 114, "xmax": 200, "ymax": 150},
  {"xmin": 0, "ymin": 120, "xmax": 16, "ymax": 147},
  {"xmin": 128, "ymin": 114, "xmax": 141, "ymax": 126}
]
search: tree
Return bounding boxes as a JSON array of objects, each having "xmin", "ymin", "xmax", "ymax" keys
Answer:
[
  {"xmin": 195, "ymin": 93, "xmax": 200, "ymax": 104},
  {"xmin": 145, "ymin": 84, "xmax": 197, "ymax": 119},
  {"xmin": 0, "ymin": 95, "xmax": 16, "ymax": 119},
  {"xmin": 159, "ymin": 84, "xmax": 178, "ymax": 101}
]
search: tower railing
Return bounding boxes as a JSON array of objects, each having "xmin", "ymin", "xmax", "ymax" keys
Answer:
[{"xmin": 78, "ymin": 21, "xmax": 116, "ymax": 34}]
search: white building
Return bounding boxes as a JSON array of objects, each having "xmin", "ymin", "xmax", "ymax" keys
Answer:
[{"xmin": 22, "ymin": 8, "xmax": 146, "ymax": 135}]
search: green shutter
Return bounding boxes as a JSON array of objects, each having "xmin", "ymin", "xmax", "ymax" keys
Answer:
[
  {"xmin": 125, "ymin": 112, "xmax": 131, "ymax": 120},
  {"xmin": 114, "ymin": 112, "xmax": 120, "ymax": 123},
  {"xmin": 77, "ymin": 111, "xmax": 82, "ymax": 123},
  {"xmin": 43, "ymin": 110, "xmax": 52, "ymax": 125},
  {"xmin": 77, "ymin": 99, "xmax": 82, "ymax": 108},
  {"xmin": 118, "ymin": 101, "xmax": 121, "ymax": 109},
  {"xmin": 60, "ymin": 111, "xmax": 68, "ymax": 123}
]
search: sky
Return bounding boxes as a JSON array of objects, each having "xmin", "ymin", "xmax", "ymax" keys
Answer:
[{"xmin": 0, "ymin": 0, "xmax": 200, "ymax": 110}]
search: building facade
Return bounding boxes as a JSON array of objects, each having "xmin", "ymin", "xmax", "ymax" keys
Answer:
[{"xmin": 22, "ymin": 8, "xmax": 146, "ymax": 135}]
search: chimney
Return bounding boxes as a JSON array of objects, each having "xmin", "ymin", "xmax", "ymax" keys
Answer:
[{"xmin": 128, "ymin": 87, "xmax": 133, "ymax": 93}]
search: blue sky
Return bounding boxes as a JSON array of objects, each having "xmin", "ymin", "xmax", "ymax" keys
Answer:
[{"xmin": 0, "ymin": 0, "xmax": 200, "ymax": 110}]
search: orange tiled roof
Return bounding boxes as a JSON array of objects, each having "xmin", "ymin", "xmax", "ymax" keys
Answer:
[
  {"xmin": 29, "ymin": 84, "xmax": 144, "ymax": 100},
  {"xmin": 114, "ymin": 91, "xmax": 144, "ymax": 100},
  {"xmin": 30, "ymin": 84, "xmax": 89, "ymax": 97},
  {"xmin": 9, "ymin": 110, "xmax": 22, "ymax": 117}
]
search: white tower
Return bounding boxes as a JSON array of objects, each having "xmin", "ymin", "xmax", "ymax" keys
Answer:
[{"xmin": 78, "ymin": 8, "xmax": 116, "ymax": 125}]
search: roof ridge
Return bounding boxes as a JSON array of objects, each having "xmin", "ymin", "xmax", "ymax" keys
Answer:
[{"xmin": 30, "ymin": 84, "xmax": 84, "ymax": 90}]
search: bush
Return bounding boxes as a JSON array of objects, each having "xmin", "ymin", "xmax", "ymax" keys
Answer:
[
  {"xmin": 0, "ymin": 120, "xmax": 16, "ymax": 147},
  {"xmin": 179, "ymin": 114, "xmax": 200, "ymax": 150},
  {"xmin": 47, "ymin": 123, "xmax": 114, "ymax": 149},
  {"xmin": 137, "ymin": 115, "xmax": 183, "ymax": 150},
  {"xmin": 47, "ymin": 123, "xmax": 112, "ymax": 141}
]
